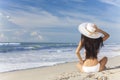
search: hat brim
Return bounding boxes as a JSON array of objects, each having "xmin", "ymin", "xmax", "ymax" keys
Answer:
[{"xmin": 78, "ymin": 24, "xmax": 103, "ymax": 39}]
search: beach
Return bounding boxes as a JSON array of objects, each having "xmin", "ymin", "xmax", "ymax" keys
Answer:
[
  {"xmin": 1, "ymin": 0, "xmax": 120, "ymax": 79},
  {"xmin": 0, "ymin": 56, "xmax": 120, "ymax": 80}
]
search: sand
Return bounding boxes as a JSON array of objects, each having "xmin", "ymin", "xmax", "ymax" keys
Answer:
[{"xmin": 0, "ymin": 56, "xmax": 120, "ymax": 80}]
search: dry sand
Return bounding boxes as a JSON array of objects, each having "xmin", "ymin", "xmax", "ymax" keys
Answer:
[{"xmin": 0, "ymin": 56, "xmax": 120, "ymax": 80}]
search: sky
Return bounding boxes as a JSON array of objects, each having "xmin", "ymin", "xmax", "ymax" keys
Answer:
[{"xmin": 0, "ymin": 0, "xmax": 120, "ymax": 43}]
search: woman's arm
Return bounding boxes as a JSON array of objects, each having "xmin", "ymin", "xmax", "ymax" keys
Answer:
[
  {"xmin": 96, "ymin": 28, "xmax": 110, "ymax": 41},
  {"xmin": 76, "ymin": 40, "xmax": 83, "ymax": 64}
]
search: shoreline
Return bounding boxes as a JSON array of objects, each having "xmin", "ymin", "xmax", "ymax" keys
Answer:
[
  {"xmin": 0, "ymin": 55, "xmax": 119, "ymax": 73},
  {"xmin": 0, "ymin": 56, "xmax": 120, "ymax": 80},
  {"xmin": 0, "ymin": 61, "xmax": 76, "ymax": 73}
]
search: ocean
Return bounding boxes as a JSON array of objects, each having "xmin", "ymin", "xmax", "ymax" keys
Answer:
[{"xmin": 0, "ymin": 42, "xmax": 120, "ymax": 72}]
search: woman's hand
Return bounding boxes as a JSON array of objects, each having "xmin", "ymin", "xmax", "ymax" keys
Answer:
[
  {"xmin": 94, "ymin": 25, "xmax": 104, "ymax": 33},
  {"xmin": 95, "ymin": 27, "xmax": 110, "ymax": 41},
  {"xmin": 79, "ymin": 60, "xmax": 84, "ymax": 64},
  {"xmin": 95, "ymin": 27, "xmax": 101, "ymax": 32}
]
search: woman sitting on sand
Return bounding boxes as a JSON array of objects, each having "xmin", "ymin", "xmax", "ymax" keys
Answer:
[{"xmin": 76, "ymin": 22, "xmax": 110, "ymax": 73}]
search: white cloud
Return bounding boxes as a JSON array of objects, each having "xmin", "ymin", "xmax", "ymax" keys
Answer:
[
  {"xmin": 0, "ymin": 33, "xmax": 8, "ymax": 42},
  {"xmin": 37, "ymin": 35, "xmax": 43, "ymax": 40},
  {"xmin": 0, "ymin": 12, "xmax": 3, "ymax": 16},
  {"xmin": 30, "ymin": 32, "xmax": 38, "ymax": 36},
  {"xmin": 4, "ymin": 7, "xmax": 83, "ymax": 28},
  {"xmin": 0, "ymin": 11, "xmax": 46, "ymax": 42},
  {"xmin": 0, "ymin": 33, "xmax": 4, "ymax": 38},
  {"xmin": 9, "ymin": 10, "xmax": 60, "ymax": 27},
  {"xmin": 7, "ymin": 5, "xmax": 119, "ymax": 30},
  {"xmin": 1, "ymin": 1, "xmax": 120, "ymax": 42},
  {"xmin": 0, "ymin": 12, "xmax": 20, "ymax": 30},
  {"xmin": 99, "ymin": 0, "xmax": 120, "ymax": 7},
  {"xmin": 30, "ymin": 31, "xmax": 43, "ymax": 40},
  {"xmin": 59, "ymin": 11, "xmax": 113, "ymax": 28},
  {"xmin": 14, "ymin": 30, "xmax": 27, "ymax": 36}
]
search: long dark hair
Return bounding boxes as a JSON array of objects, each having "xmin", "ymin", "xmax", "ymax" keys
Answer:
[{"xmin": 81, "ymin": 34, "xmax": 103, "ymax": 59}]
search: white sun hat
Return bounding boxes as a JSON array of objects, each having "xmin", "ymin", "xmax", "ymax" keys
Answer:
[{"xmin": 78, "ymin": 22, "xmax": 103, "ymax": 39}]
